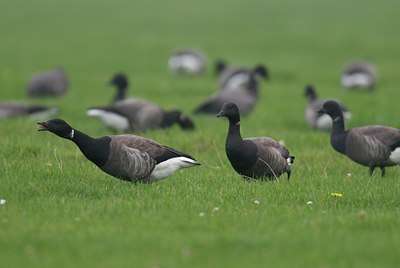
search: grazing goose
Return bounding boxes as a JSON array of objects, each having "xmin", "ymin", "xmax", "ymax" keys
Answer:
[
  {"xmin": 341, "ymin": 60, "xmax": 377, "ymax": 90},
  {"xmin": 168, "ymin": 48, "xmax": 206, "ymax": 75},
  {"xmin": 37, "ymin": 119, "xmax": 200, "ymax": 183},
  {"xmin": 0, "ymin": 102, "xmax": 58, "ymax": 119},
  {"xmin": 318, "ymin": 100, "xmax": 400, "ymax": 176},
  {"xmin": 194, "ymin": 72, "xmax": 260, "ymax": 116},
  {"xmin": 217, "ymin": 102, "xmax": 294, "ymax": 180},
  {"xmin": 27, "ymin": 68, "xmax": 69, "ymax": 97},
  {"xmin": 215, "ymin": 60, "xmax": 269, "ymax": 91},
  {"xmin": 304, "ymin": 84, "xmax": 351, "ymax": 131},
  {"xmin": 87, "ymin": 73, "xmax": 195, "ymax": 132}
]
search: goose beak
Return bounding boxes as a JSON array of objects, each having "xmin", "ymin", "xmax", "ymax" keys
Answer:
[
  {"xmin": 216, "ymin": 111, "xmax": 225, "ymax": 117},
  {"xmin": 37, "ymin": 122, "xmax": 48, "ymax": 131}
]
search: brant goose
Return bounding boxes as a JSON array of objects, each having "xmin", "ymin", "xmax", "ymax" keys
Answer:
[
  {"xmin": 341, "ymin": 60, "xmax": 377, "ymax": 90},
  {"xmin": 318, "ymin": 100, "xmax": 400, "ymax": 176},
  {"xmin": 217, "ymin": 102, "xmax": 294, "ymax": 180},
  {"xmin": 0, "ymin": 102, "xmax": 58, "ymax": 119},
  {"xmin": 27, "ymin": 68, "xmax": 69, "ymax": 98},
  {"xmin": 304, "ymin": 84, "xmax": 351, "ymax": 131},
  {"xmin": 215, "ymin": 60, "xmax": 268, "ymax": 91},
  {"xmin": 168, "ymin": 48, "xmax": 206, "ymax": 75},
  {"xmin": 194, "ymin": 72, "xmax": 260, "ymax": 116},
  {"xmin": 37, "ymin": 119, "xmax": 200, "ymax": 183},
  {"xmin": 87, "ymin": 74, "xmax": 195, "ymax": 132}
]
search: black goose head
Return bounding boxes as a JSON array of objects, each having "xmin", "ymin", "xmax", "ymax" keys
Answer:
[
  {"xmin": 109, "ymin": 73, "xmax": 128, "ymax": 90},
  {"xmin": 162, "ymin": 110, "xmax": 195, "ymax": 130},
  {"xmin": 215, "ymin": 60, "xmax": 227, "ymax": 75},
  {"xmin": 317, "ymin": 100, "xmax": 344, "ymax": 122},
  {"xmin": 37, "ymin": 118, "xmax": 74, "ymax": 139},
  {"xmin": 216, "ymin": 102, "xmax": 240, "ymax": 124},
  {"xmin": 253, "ymin": 64, "xmax": 269, "ymax": 80},
  {"xmin": 304, "ymin": 84, "xmax": 317, "ymax": 100}
]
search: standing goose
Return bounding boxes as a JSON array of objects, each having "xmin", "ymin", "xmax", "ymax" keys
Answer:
[
  {"xmin": 87, "ymin": 73, "xmax": 195, "ymax": 132},
  {"xmin": 215, "ymin": 60, "xmax": 269, "ymax": 91},
  {"xmin": 318, "ymin": 100, "xmax": 400, "ymax": 176},
  {"xmin": 217, "ymin": 102, "xmax": 294, "ymax": 180},
  {"xmin": 27, "ymin": 68, "xmax": 69, "ymax": 98},
  {"xmin": 194, "ymin": 72, "xmax": 260, "ymax": 116},
  {"xmin": 304, "ymin": 84, "xmax": 351, "ymax": 131},
  {"xmin": 341, "ymin": 60, "xmax": 377, "ymax": 90},
  {"xmin": 0, "ymin": 102, "xmax": 58, "ymax": 119},
  {"xmin": 168, "ymin": 48, "xmax": 206, "ymax": 75},
  {"xmin": 37, "ymin": 119, "xmax": 200, "ymax": 183}
]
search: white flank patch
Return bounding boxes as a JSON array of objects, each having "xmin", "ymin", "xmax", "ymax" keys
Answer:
[
  {"xmin": 86, "ymin": 109, "xmax": 129, "ymax": 131},
  {"xmin": 341, "ymin": 73, "xmax": 372, "ymax": 88},
  {"xmin": 0, "ymin": 199, "xmax": 5, "ymax": 205},
  {"xmin": 224, "ymin": 73, "xmax": 249, "ymax": 91},
  {"xmin": 389, "ymin": 147, "xmax": 400, "ymax": 163},
  {"xmin": 316, "ymin": 114, "xmax": 333, "ymax": 130},
  {"xmin": 149, "ymin": 157, "xmax": 199, "ymax": 181},
  {"xmin": 169, "ymin": 56, "xmax": 200, "ymax": 74}
]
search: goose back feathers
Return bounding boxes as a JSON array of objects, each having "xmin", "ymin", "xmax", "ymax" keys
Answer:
[
  {"xmin": 37, "ymin": 119, "xmax": 200, "ymax": 183},
  {"xmin": 318, "ymin": 100, "xmax": 400, "ymax": 176},
  {"xmin": 27, "ymin": 68, "xmax": 69, "ymax": 98},
  {"xmin": 168, "ymin": 48, "xmax": 206, "ymax": 75},
  {"xmin": 216, "ymin": 60, "xmax": 268, "ymax": 91},
  {"xmin": 217, "ymin": 102, "xmax": 294, "ymax": 180}
]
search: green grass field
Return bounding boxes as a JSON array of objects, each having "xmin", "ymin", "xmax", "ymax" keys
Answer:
[{"xmin": 1, "ymin": 0, "xmax": 400, "ymax": 267}]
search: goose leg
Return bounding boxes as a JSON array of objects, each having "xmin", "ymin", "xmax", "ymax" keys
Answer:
[
  {"xmin": 381, "ymin": 167, "xmax": 386, "ymax": 177},
  {"xmin": 287, "ymin": 171, "xmax": 291, "ymax": 181},
  {"xmin": 369, "ymin": 166, "xmax": 375, "ymax": 176}
]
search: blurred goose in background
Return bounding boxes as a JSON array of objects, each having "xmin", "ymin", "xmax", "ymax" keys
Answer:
[
  {"xmin": 87, "ymin": 73, "xmax": 195, "ymax": 132},
  {"xmin": 38, "ymin": 119, "xmax": 200, "ymax": 183},
  {"xmin": 27, "ymin": 68, "xmax": 69, "ymax": 97},
  {"xmin": 168, "ymin": 48, "xmax": 206, "ymax": 75},
  {"xmin": 318, "ymin": 100, "xmax": 400, "ymax": 176},
  {"xmin": 0, "ymin": 102, "xmax": 58, "ymax": 119},
  {"xmin": 193, "ymin": 71, "xmax": 260, "ymax": 116},
  {"xmin": 217, "ymin": 102, "xmax": 294, "ymax": 180},
  {"xmin": 215, "ymin": 60, "xmax": 269, "ymax": 91},
  {"xmin": 304, "ymin": 84, "xmax": 351, "ymax": 131},
  {"xmin": 341, "ymin": 60, "xmax": 377, "ymax": 90}
]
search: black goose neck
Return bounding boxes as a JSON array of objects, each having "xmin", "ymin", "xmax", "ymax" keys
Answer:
[
  {"xmin": 227, "ymin": 118, "xmax": 242, "ymax": 140},
  {"xmin": 330, "ymin": 114, "xmax": 347, "ymax": 154},
  {"xmin": 70, "ymin": 129, "xmax": 110, "ymax": 167},
  {"xmin": 113, "ymin": 88, "xmax": 127, "ymax": 102}
]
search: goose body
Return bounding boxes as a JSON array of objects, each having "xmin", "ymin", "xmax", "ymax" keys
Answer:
[
  {"xmin": 27, "ymin": 68, "xmax": 69, "ymax": 97},
  {"xmin": 168, "ymin": 48, "xmax": 206, "ymax": 75},
  {"xmin": 216, "ymin": 61, "xmax": 268, "ymax": 91},
  {"xmin": 304, "ymin": 85, "xmax": 351, "ymax": 131},
  {"xmin": 37, "ymin": 119, "xmax": 200, "ymax": 183},
  {"xmin": 194, "ymin": 72, "xmax": 259, "ymax": 116},
  {"xmin": 0, "ymin": 102, "xmax": 58, "ymax": 119},
  {"xmin": 217, "ymin": 102, "xmax": 294, "ymax": 180},
  {"xmin": 341, "ymin": 60, "xmax": 377, "ymax": 90},
  {"xmin": 88, "ymin": 74, "xmax": 195, "ymax": 132},
  {"xmin": 318, "ymin": 101, "xmax": 400, "ymax": 176}
]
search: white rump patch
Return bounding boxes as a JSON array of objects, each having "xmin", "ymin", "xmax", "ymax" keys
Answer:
[
  {"xmin": 389, "ymin": 147, "xmax": 400, "ymax": 163},
  {"xmin": 149, "ymin": 157, "xmax": 200, "ymax": 182},
  {"xmin": 341, "ymin": 73, "xmax": 372, "ymax": 88},
  {"xmin": 86, "ymin": 109, "xmax": 129, "ymax": 131},
  {"xmin": 224, "ymin": 73, "xmax": 249, "ymax": 91},
  {"xmin": 169, "ymin": 55, "xmax": 201, "ymax": 74}
]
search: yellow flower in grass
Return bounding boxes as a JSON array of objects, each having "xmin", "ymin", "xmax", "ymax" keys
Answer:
[{"xmin": 331, "ymin": 192, "xmax": 343, "ymax": 197}]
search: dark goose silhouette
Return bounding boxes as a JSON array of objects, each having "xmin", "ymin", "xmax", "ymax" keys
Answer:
[
  {"xmin": 38, "ymin": 119, "xmax": 200, "ymax": 183},
  {"xmin": 217, "ymin": 102, "xmax": 294, "ymax": 180},
  {"xmin": 304, "ymin": 84, "xmax": 351, "ymax": 131},
  {"xmin": 27, "ymin": 68, "xmax": 69, "ymax": 98},
  {"xmin": 0, "ymin": 102, "xmax": 58, "ymax": 119},
  {"xmin": 318, "ymin": 100, "xmax": 400, "ymax": 176},
  {"xmin": 87, "ymin": 73, "xmax": 195, "ymax": 132},
  {"xmin": 215, "ymin": 60, "xmax": 268, "ymax": 91}
]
